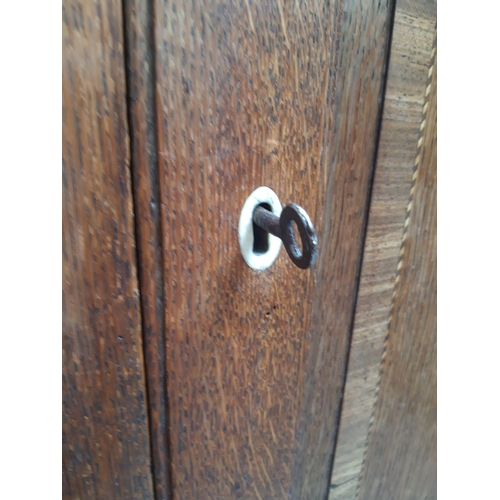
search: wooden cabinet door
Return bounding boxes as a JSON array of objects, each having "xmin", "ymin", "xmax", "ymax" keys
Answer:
[
  {"xmin": 63, "ymin": 0, "xmax": 397, "ymax": 498},
  {"xmin": 124, "ymin": 0, "xmax": 394, "ymax": 498}
]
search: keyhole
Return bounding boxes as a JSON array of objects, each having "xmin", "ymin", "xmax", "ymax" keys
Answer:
[
  {"xmin": 238, "ymin": 186, "xmax": 283, "ymax": 271},
  {"xmin": 252, "ymin": 203, "xmax": 271, "ymax": 255}
]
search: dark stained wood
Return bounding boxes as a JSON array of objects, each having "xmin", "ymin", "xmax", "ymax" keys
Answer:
[
  {"xmin": 123, "ymin": 0, "xmax": 172, "ymax": 498},
  {"xmin": 62, "ymin": 0, "xmax": 154, "ymax": 498},
  {"xmin": 151, "ymin": 0, "xmax": 393, "ymax": 497},
  {"xmin": 357, "ymin": 45, "xmax": 437, "ymax": 500},
  {"xmin": 329, "ymin": 1, "xmax": 437, "ymax": 497},
  {"xmin": 290, "ymin": 1, "xmax": 397, "ymax": 497}
]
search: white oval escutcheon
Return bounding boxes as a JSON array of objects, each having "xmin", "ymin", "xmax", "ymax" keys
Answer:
[{"xmin": 238, "ymin": 186, "xmax": 282, "ymax": 271}]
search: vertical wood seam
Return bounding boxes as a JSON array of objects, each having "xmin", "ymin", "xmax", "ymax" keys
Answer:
[
  {"xmin": 121, "ymin": 5, "xmax": 156, "ymax": 496},
  {"xmin": 149, "ymin": 0, "xmax": 174, "ymax": 493},
  {"xmin": 354, "ymin": 31, "xmax": 437, "ymax": 500},
  {"xmin": 63, "ymin": 0, "xmax": 156, "ymax": 495},
  {"xmin": 122, "ymin": 0, "xmax": 172, "ymax": 497}
]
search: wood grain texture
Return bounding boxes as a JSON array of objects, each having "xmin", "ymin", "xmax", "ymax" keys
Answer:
[
  {"xmin": 123, "ymin": 0, "xmax": 172, "ymax": 498},
  {"xmin": 291, "ymin": 1, "xmax": 395, "ymax": 497},
  {"xmin": 152, "ymin": 0, "xmax": 393, "ymax": 498},
  {"xmin": 357, "ymin": 46, "xmax": 437, "ymax": 500},
  {"xmin": 329, "ymin": 1, "xmax": 436, "ymax": 497},
  {"xmin": 62, "ymin": 0, "xmax": 154, "ymax": 498}
]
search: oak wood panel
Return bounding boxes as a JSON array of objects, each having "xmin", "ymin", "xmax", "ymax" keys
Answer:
[
  {"xmin": 290, "ymin": 1, "xmax": 396, "ymax": 497},
  {"xmin": 155, "ymin": 1, "xmax": 341, "ymax": 496},
  {"xmin": 151, "ymin": 0, "xmax": 393, "ymax": 498},
  {"xmin": 123, "ymin": 0, "xmax": 172, "ymax": 498},
  {"xmin": 62, "ymin": 0, "xmax": 154, "ymax": 497},
  {"xmin": 329, "ymin": 1, "xmax": 436, "ymax": 497},
  {"xmin": 357, "ymin": 47, "xmax": 437, "ymax": 500}
]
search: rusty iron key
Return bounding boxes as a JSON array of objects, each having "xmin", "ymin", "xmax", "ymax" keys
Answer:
[{"xmin": 252, "ymin": 203, "xmax": 318, "ymax": 269}]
